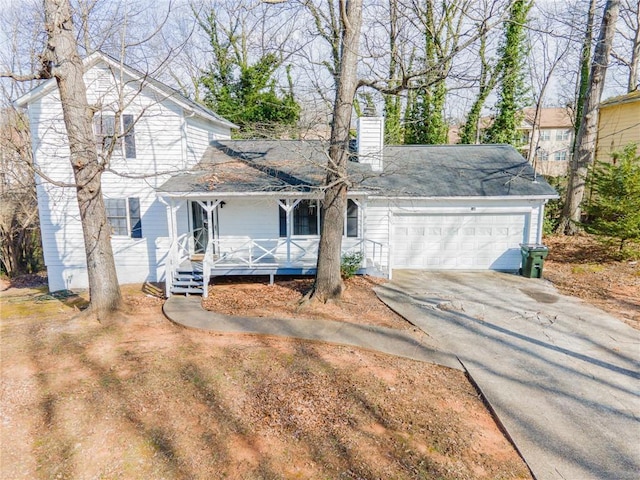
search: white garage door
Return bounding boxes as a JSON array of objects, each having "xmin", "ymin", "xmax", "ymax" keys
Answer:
[{"xmin": 392, "ymin": 213, "xmax": 527, "ymax": 270}]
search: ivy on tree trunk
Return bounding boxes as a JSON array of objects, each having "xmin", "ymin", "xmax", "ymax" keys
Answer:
[
  {"xmin": 558, "ymin": 0, "xmax": 621, "ymax": 235},
  {"xmin": 484, "ymin": 0, "xmax": 532, "ymax": 146}
]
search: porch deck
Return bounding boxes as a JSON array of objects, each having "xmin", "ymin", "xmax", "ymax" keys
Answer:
[
  {"xmin": 178, "ymin": 259, "xmax": 319, "ymax": 277},
  {"xmin": 168, "ymin": 236, "xmax": 385, "ymax": 296}
]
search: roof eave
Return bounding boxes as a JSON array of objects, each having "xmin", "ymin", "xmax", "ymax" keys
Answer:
[
  {"xmin": 369, "ymin": 194, "xmax": 559, "ymax": 201},
  {"xmin": 13, "ymin": 52, "xmax": 238, "ymax": 130}
]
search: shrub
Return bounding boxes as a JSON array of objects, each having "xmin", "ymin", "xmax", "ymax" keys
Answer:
[
  {"xmin": 583, "ymin": 143, "xmax": 640, "ymax": 252},
  {"xmin": 340, "ymin": 251, "xmax": 364, "ymax": 279}
]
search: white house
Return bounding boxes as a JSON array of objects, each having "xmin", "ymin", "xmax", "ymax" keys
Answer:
[
  {"xmin": 16, "ymin": 53, "xmax": 558, "ymax": 296},
  {"xmin": 15, "ymin": 52, "xmax": 235, "ymax": 292}
]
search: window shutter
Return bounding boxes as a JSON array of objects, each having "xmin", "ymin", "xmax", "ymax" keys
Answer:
[
  {"xmin": 123, "ymin": 114, "xmax": 136, "ymax": 158},
  {"xmin": 128, "ymin": 197, "xmax": 142, "ymax": 238},
  {"xmin": 279, "ymin": 202, "xmax": 287, "ymax": 237}
]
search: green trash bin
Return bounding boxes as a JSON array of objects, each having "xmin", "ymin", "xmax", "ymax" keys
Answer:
[{"xmin": 520, "ymin": 244, "xmax": 548, "ymax": 278}]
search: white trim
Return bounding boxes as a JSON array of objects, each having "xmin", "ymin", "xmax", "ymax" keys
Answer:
[
  {"xmin": 15, "ymin": 52, "xmax": 238, "ymax": 129},
  {"xmin": 374, "ymin": 195, "xmax": 558, "ymax": 201},
  {"xmin": 390, "ymin": 206, "xmax": 534, "ymax": 215},
  {"xmin": 158, "ymin": 191, "xmax": 557, "ymax": 201},
  {"xmin": 180, "ymin": 108, "xmax": 188, "ymax": 166},
  {"xmin": 537, "ymin": 202, "xmax": 546, "ymax": 244},
  {"xmin": 158, "ymin": 191, "xmax": 326, "ymax": 199}
]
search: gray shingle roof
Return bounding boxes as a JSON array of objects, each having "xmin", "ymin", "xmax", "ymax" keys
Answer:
[{"xmin": 157, "ymin": 140, "xmax": 558, "ymax": 198}]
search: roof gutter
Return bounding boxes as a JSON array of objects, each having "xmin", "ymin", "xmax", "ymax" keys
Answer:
[
  {"xmin": 156, "ymin": 190, "xmax": 370, "ymax": 199},
  {"xmin": 369, "ymin": 194, "xmax": 559, "ymax": 201}
]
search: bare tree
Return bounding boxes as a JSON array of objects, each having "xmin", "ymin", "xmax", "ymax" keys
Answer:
[
  {"xmin": 312, "ymin": 0, "xmax": 363, "ymax": 302},
  {"xmin": 612, "ymin": 0, "xmax": 640, "ymax": 91},
  {"xmin": 558, "ymin": 0, "xmax": 621, "ymax": 234},
  {"xmin": 0, "ymin": 108, "xmax": 42, "ymax": 276},
  {"xmin": 525, "ymin": 2, "xmax": 574, "ymax": 165},
  {"xmin": 41, "ymin": 0, "xmax": 123, "ymax": 317}
]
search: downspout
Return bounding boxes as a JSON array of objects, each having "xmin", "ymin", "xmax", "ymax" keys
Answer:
[{"xmin": 537, "ymin": 200, "xmax": 547, "ymax": 244}]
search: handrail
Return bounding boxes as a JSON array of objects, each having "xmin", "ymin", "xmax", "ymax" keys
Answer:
[
  {"xmin": 166, "ymin": 232, "xmax": 191, "ymax": 297},
  {"xmin": 200, "ymin": 236, "xmax": 386, "ymax": 273},
  {"xmin": 201, "ymin": 239, "xmax": 213, "ymax": 298},
  {"xmin": 165, "ymin": 239, "xmax": 175, "ymax": 297}
]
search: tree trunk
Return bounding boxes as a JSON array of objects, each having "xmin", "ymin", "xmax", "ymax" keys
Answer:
[
  {"xmin": 628, "ymin": 0, "xmax": 640, "ymax": 93},
  {"xmin": 573, "ymin": 0, "xmax": 597, "ymax": 146},
  {"xmin": 558, "ymin": 0, "xmax": 621, "ymax": 235},
  {"xmin": 312, "ymin": 0, "xmax": 363, "ymax": 302},
  {"xmin": 44, "ymin": 0, "xmax": 122, "ymax": 318}
]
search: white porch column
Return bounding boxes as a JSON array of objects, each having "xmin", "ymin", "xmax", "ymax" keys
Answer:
[
  {"xmin": 159, "ymin": 196, "xmax": 179, "ymax": 297},
  {"xmin": 278, "ymin": 199, "xmax": 301, "ymax": 266}
]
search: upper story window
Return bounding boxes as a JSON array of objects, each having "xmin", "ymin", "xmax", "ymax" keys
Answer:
[
  {"xmin": 554, "ymin": 150, "xmax": 567, "ymax": 161},
  {"xmin": 536, "ymin": 150, "xmax": 549, "ymax": 161},
  {"xmin": 539, "ymin": 130, "xmax": 551, "ymax": 141},
  {"xmin": 518, "ymin": 131, "xmax": 530, "ymax": 144},
  {"xmin": 94, "ymin": 113, "xmax": 136, "ymax": 159},
  {"xmin": 556, "ymin": 129, "xmax": 570, "ymax": 141},
  {"xmin": 105, "ymin": 197, "xmax": 142, "ymax": 238}
]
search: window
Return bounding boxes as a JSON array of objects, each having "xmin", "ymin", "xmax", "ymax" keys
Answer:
[
  {"xmin": 94, "ymin": 114, "xmax": 117, "ymax": 152},
  {"xmin": 346, "ymin": 199, "xmax": 358, "ymax": 237},
  {"xmin": 539, "ymin": 130, "xmax": 551, "ymax": 141},
  {"xmin": 279, "ymin": 200, "xmax": 320, "ymax": 236},
  {"xmin": 518, "ymin": 131, "xmax": 530, "ymax": 144},
  {"xmin": 94, "ymin": 113, "xmax": 136, "ymax": 158},
  {"xmin": 536, "ymin": 150, "xmax": 549, "ymax": 161},
  {"xmin": 556, "ymin": 129, "xmax": 570, "ymax": 141},
  {"xmin": 293, "ymin": 200, "xmax": 319, "ymax": 235},
  {"xmin": 279, "ymin": 199, "xmax": 359, "ymax": 238},
  {"xmin": 554, "ymin": 150, "xmax": 567, "ymax": 161},
  {"xmin": 105, "ymin": 197, "xmax": 142, "ymax": 238}
]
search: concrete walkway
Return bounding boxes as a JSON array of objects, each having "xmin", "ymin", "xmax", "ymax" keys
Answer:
[
  {"xmin": 163, "ymin": 295, "xmax": 462, "ymax": 370},
  {"xmin": 375, "ymin": 271, "xmax": 640, "ymax": 480}
]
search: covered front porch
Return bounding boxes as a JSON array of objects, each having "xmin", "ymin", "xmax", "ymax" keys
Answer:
[{"xmin": 160, "ymin": 195, "xmax": 386, "ymax": 297}]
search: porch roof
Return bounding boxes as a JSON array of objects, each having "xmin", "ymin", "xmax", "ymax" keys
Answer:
[{"xmin": 157, "ymin": 140, "xmax": 557, "ymax": 199}]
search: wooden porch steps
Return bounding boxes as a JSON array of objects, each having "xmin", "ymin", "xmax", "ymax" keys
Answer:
[{"xmin": 170, "ymin": 269, "xmax": 204, "ymax": 296}]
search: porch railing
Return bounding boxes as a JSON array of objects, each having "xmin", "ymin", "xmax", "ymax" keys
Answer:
[
  {"xmin": 201, "ymin": 237, "xmax": 214, "ymax": 298},
  {"xmin": 165, "ymin": 235, "xmax": 386, "ymax": 296},
  {"xmin": 206, "ymin": 237, "xmax": 384, "ymax": 270}
]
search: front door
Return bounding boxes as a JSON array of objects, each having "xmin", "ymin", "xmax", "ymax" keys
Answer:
[{"xmin": 191, "ymin": 202, "xmax": 218, "ymax": 254}]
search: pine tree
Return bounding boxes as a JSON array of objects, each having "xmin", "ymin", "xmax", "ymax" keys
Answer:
[{"xmin": 584, "ymin": 144, "xmax": 640, "ymax": 251}]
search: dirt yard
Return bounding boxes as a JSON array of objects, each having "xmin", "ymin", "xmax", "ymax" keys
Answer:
[
  {"xmin": 543, "ymin": 234, "xmax": 639, "ymax": 329},
  {"xmin": 1, "ymin": 282, "xmax": 530, "ymax": 480},
  {"xmin": 2, "ymin": 233, "xmax": 634, "ymax": 479}
]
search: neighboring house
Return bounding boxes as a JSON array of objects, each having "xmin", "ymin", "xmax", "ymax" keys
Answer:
[
  {"xmin": 518, "ymin": 107, "xmax": 573, "ymax": 177},
  {"xmin": 16, "ymin": 54, "xmax": 557, "ymax": 296},
  {"xmin": 452, "ymin": 108, "xmax": 574, "ymax": 177},
  {"xmin": 596, "ymin": 90, "xmax": 640, "ymax": 162}
]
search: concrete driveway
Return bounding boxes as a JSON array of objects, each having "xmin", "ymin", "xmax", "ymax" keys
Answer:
[{"xmin": 375, "ymin": 270, "xmax": 640, "ymax": 480}]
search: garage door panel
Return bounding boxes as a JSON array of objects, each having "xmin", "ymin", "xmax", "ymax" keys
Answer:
[{"xmin": 392, "ymin": 213, "xmax": 527, "ymax": 270}]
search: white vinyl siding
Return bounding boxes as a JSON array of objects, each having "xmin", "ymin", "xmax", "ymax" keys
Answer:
[
  {"xmin": 27, "ymin": 60, "xmax": 232, "ymax": 291},
  {"xmin": 186, "ymin": 116, "xmax": 230, "ymax": 167}
]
